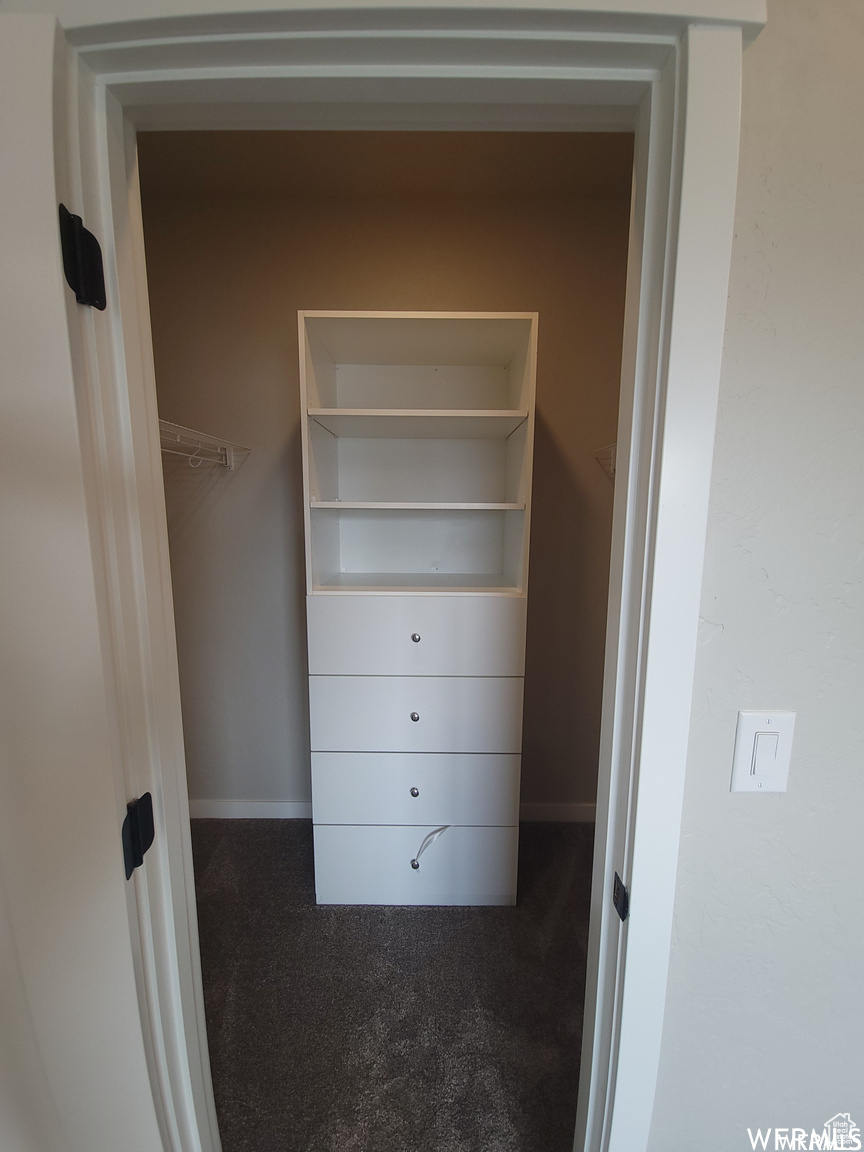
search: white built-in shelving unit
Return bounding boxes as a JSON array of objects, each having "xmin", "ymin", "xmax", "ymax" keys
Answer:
[{"xmin": 299, "ymin": 311, "xmax": 537, "ymax": 905}]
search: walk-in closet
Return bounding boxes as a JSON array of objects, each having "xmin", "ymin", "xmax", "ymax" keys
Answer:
[{"xmin": 138, "ymin": 130, "xmax": 632, "ymax": 1152}]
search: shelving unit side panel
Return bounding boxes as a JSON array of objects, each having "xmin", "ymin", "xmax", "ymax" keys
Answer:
[
  {"xmin": 301, "ymin": 313, "xmax": 337, "ymax": 407},
  {"xmin": 307, "ymin": 419, "xmax": 338, "ymax": 502},
  {"xmin": 518, "ymin": 317, "xmax": 539, "ymax": 594},
  {"xmin": 309, "ymin": 508, "xmax": 341, "ymax": 588},
  {"xmin": 504, "ymin": 423, "xmax": 527, "ymax": 505},
  {"xmin": 506, "ymin": 312, "xmax": 538, "ymax": 411},
  {"xmin": 299, "ymin": 313, "xmax": 315, "ymax": 590},
  {"xmin": 503, "ymin": 510, "xmax": 527, "ymax": 591},
  {"xmin": 507, "ymin": 340, "xmax": 529, "ymax": 410}
]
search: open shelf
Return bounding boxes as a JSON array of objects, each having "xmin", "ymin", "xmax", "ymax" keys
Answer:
[
  {"xmin": 314, "ymin": 572, "xmax": 521, "ymax": 594},
  {"xmin": 307, "ymin": 425, "xmax": 528, "ymax": 505},
  {"xmin": 310, "ymin": 501, "xmax": 525, "ymax": 511},
  {"xmin": 309, "ymin": 506, "xmax": 526, "ymax": 594},
  {"xmin": 302, "ymin": 314, "xmax": 534, "ymax": 411},
  {"xmin": 308, "ymin": 409, "xmax": 528, "ymax": 439}
]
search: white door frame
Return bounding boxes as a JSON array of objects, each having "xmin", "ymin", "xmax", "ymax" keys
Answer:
[{"xmin": 54, "ymin": 8, "xmax": 758, "ymax": 1152}]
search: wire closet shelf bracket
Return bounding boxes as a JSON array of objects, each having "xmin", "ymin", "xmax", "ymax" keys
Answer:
[{"xmin": 158, "ymin": 419, "xmax": 250, "ymax": 471}]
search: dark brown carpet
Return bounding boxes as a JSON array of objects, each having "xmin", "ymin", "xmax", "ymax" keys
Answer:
[{"xmin": 191, "ymin": 819, "xmax": 593, "ymax": 1152}]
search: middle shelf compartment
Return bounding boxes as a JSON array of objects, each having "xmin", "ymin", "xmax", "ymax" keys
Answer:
[
  {"xmin": 308, "ymin": 419, "xmax": 528, "ymax": 504},
  {"xmin": 309, "ymin": 506, "xmax": 526, "ymax": 592}
]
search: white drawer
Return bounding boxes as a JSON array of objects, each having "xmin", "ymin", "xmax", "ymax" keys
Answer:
[
  {"xmin": 308, "ymin": 675, "xmax": 523, "ymax": 753},
  {"xmin": 313, "ymin": 824, "xmax": 518, "ymax": 905},
  {"xmin": 312, "ymin": 752, "xmax": 520, "ymax": 826},
  {"xmin": 306, "ymin": 594, "xmax": 526, "ymax": 677}
]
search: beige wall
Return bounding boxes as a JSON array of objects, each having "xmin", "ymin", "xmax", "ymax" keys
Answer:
[
  {"xmin": 139, "ymin": 133, "xmax": 631, "ymax": 809},
  {"xmin": 648, "ymin": 2, "xmax": 864, "ymax": 1146}
]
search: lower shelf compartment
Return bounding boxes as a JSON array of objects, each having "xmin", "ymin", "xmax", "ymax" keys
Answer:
[
  {"xmin": 313, "ymin": 823, "xmax": 518, "ymax": 906},
  {"xmin": 315, "ymin": 571, "xmax": 521, "ymax": 593}
]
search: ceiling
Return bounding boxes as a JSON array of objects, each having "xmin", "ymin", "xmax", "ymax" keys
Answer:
[{"xmin": 137, "ymin": 131, "xmax": 634, "ymax": 200}]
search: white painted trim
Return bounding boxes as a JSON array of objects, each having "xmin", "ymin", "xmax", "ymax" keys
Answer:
[
  {"xmin": 520, "ymin": 803, "xmax": 596, "ymax": 823},
  {"xmin": 59, "ymin": 2, "xmax": 767, "ymax": 44},
  {"xmin": 574, "ymin": 64, "xmax": 677, "ymax": 1152},
  {"xmin": 78, "ymin": 82, "xmax": 223, "ymax": 1152},
  {"xmin": 42, "ymin": 10, "xmax": 758, "ymax": 1152},
  {"xmin": 0, "ymin": 19, "xmax": 168, "ymax": 1152},
  {"xmin": 189, "ymin": 801, "xmax": 313, "ymax": 820},
  {"xmin": 604, "ymin": 27, "xmax": 743, "ymax": 1151}
]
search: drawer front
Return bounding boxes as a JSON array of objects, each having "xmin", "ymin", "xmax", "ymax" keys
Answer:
[
  {"xmin": 307, "ymin": 594, "xmax": 526, "ymax": 677},
  {"xmin": 309, "ymin": 675, "xmax": 523, "ymax": 754},
  {"xmin": 313, "ymin": 824, "xmax": 518, "ymax": 906},
  {"xmin": 312, "ymin": 752, "xmax": 520, "ymax": 826}
]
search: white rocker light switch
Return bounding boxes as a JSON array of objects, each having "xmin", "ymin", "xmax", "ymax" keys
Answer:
[{"xmin": 730, "ymin": 711, "xmax": 796, "ymax": 793}]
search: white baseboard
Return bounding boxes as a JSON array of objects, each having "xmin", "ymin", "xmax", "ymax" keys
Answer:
[
  {"xmin": 519, "ymin": 802, "xmax": 596, "ymax": 823},
  {"xmin": 188, "ymin": 800, "xmax": 312, "ymax": 819}
]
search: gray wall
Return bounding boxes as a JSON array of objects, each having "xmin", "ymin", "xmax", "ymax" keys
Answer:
[
  {"xmin": 139, "ymin": 134, "xmax": 631, "ymax": 809},
  {"xmin": 648, "ymin": 2, "xmax": 864, "ymax": 1146}
]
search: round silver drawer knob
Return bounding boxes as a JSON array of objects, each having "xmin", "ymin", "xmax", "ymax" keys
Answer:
[
  {"xmin": 411, "ymin": 633, "xmax": 421, "ymax": 643},
  {"xmin": 410, "ymin": 712, "xmax": 420, "ymax": 722},
  {"xmin": 410, "ymin": 859, "xmax": 420, "ymax": 870},
  {"xmin": 410, "ymin": 787, "xmax": 419, "ymax": 797}
]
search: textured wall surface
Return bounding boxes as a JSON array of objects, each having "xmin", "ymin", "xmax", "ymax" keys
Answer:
[
  {"xmin": 648, "ymin": 2, "xmax": 864, "ymax": 1146},
  {"xmin": 139, "ymin": 133, "xmax": 630, "ymax": 808}
]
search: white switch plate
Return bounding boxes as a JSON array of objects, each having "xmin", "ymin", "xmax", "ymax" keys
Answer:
[{"xmin": 730, "ymin": 710, "xmax": 796, "ymax": 793}]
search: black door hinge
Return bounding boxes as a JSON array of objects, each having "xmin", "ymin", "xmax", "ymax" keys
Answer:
[
  {"xmin": 122, "ymin": 792, "xmax": 155, "ymax": 880},
  {"xmin": 58, "ymin": 203, "xmax": 106, "ymax": 310},
  {"xmin": 613, "ymin": 871, "xmax": 629, "ymax": 922}
]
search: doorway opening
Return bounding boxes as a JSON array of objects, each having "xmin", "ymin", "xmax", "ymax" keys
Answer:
[{"xmin": 135, "ymin": 129, "xmax": 633, "ymax": 1150}]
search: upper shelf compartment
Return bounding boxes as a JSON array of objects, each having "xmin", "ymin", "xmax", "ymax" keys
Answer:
[{"xmin": 301, "ymin": 312, "xmax": 535, "ymax": 412}]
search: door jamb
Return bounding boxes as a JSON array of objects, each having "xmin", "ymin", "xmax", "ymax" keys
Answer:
[{"xmin": 62, "ymin": 13, "xmax": 749, "ymax": 1152}]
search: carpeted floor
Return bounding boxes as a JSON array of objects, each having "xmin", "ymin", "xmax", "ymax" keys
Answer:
[{"xmin": 191, "ymin": 819, "xmax": 593, "ymax": 1152}]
